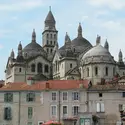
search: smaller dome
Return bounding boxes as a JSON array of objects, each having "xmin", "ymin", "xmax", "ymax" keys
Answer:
[{"xmin": 82, "ymin": 44, "xmax": 115, "ymax": 65}]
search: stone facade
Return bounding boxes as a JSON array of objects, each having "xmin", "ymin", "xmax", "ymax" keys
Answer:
[{"xmin": 5, "ymin": 8, "xmax": 125, "ymax": 85}]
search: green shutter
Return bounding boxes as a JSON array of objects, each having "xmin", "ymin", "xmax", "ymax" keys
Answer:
[{"xmin": 28, "ymin": 107, "xmax": 33, "ymax": 119}]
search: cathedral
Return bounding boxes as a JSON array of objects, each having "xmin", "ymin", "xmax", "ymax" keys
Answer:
[{"xmin": 5, "ymin": 8, "xmax": 125, "ymax": 84}]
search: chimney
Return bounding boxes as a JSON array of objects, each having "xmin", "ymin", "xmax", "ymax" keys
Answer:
[
  {"xmin": 27, "ymin": 77, "xmax": 34, "ymax": 85},
  {"xmin": 46, "ymin": 82, "xmax": 50, "ymax": 90}
]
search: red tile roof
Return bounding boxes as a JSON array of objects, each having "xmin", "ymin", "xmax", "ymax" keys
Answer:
[{"xmin": 0, "ymin": 80, "xmax": 89, "ymax": 91}]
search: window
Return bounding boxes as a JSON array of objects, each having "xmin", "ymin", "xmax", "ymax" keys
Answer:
[
  {"xmin": 50, "ymin": 41, "xmax": 52, "ymax": 45},
  {"xmin": 96, "ymin": 102, "xmax": 105, "ymax": 112},
  {"xmin": 37, "ymin": 63, "xmax": 42, "ymax": 73},
  {"xmin": 47, "ymin": 40, "xmax": 49, "ymax": 45},
  {"xmin": 70, "ymin": 63, "xmax": 72, "ymax": 68},
  {"xmin": 27, "ymin": 122, "xmax": 32, "ymax": 125},
  {"xmin": 51, "ymin": 49, "xmax": 53, "ymax": 53},
  {"xmin": 4, "ymin": 107, "xmax": 12, "ymax": 120},
  {"xmin": 63, "ymin": 106, "xmax": 68, "ymax": 115},
  {"xmin": 99, "ymin": 93, "xmax": 102, "ymax": 97},
  {"xmin": 87, "ymin": 68, "xmax": 89, "ymax": 77},
  {"xmin": 26, "ymin": 93, "xmax": 35, "ymax": 102},
  {"xmin": 51, "ymin": 105, "xmax": 57, "ymax": 116},
  {"xmin": 28, "ymin": 107, "xmax": 33, "ymax": 119},
  {"xmin": 122, "ymin": 92, "xmax": 125, "ymax": 97},
  {"xmin": 31, "ymin": 64, "xmax": 35, "ymax": 72},
  {"xmin": 62, "ymin": 92, "xmax": 68, "ymax": 101},
  {"xmin": 44, "ymin": 65, "xmax": 49, "ymax": 73},
  {"xmin": 105, "ymin": 67, "xmax": 108, "ymax": 76},
  {"xmin": 46, "ymin": 34, "xmax": 49, "ymax": 38},
  {"xmin": 4, "ymin": 93, "xmax": 13, "ymax": 102},
  {"xmin": 72, "ymin": 106, "xmax": 79, "ymax": 116},
  {"xmin": 52, "ymin": 92, "xmax": 57, "ymax": 101},
  {"xmin": 95, "ymin": 67, "xmax": 98, "ymax": 75},
  {"xmin": 19, "ymin": 68, "xmax": 22, "ymax": 72},
  {"xmin": 72, "ymin": 92, "xmax": 79, "ymax": 101},
  {"xmin": 54, "ymin": 34, "xmax": 56, "ymax": 39},
  {"xmin": 47, "ymin": 48, "xmax": 49, "ymax": 53},
  {"xmin": 50, "ymin": 34, "xmax": 52, "ymax": 38}
]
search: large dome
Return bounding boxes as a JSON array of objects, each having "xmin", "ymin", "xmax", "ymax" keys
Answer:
[
  {"xmin": 72, "ymin": 37, "xmax": 92, "ymax": 53},
  {"xmin": 81, "ymin": 44, "xmax": 115, "ymax": 65},
  {"xmin": 23, "ymin": 42, "xmax": 46, "ymax": 59}
]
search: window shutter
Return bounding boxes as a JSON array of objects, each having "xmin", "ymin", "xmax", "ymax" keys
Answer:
[
  {"xmin": 8, "ymin": 107, "xmax": 12, "ymax": 120},
  {"xmin": 101, "ymin": 103, "xmax": 105, "ymax": 112},
  {"xmin": 96, "ymin": 103, "xmax": 100, "ymax": 112},
  {"xmin": 4, "ymin": 108, "xmax": 7, "ymax": 120},
  {"xmin": 27, "ymin": 93, "xmax": 29, "ymax": 102},
  {"xmin": 72, "ymin": 92, "xmax": 74, "ymax": 101},
  {"xmin": 4, "ymin": 93, "xmax": 7, "ymax": 102}
]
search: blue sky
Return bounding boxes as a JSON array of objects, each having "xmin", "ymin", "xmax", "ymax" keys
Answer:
[{"xmin": 0, "ymin": 0, "xmax": 125, "ymax": 79}]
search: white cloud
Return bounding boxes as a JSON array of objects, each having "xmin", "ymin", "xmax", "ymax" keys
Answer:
[
  {"xmin": 88, "ymin": 0, "xmax": 125, "ymax": 10},
  {"xmin": 0, "ymin": 0, "xmax": 45, "ymax": 11},
  {"xmin": 0, "ymin": 29, "xmax": 14, "ymax": 38}
]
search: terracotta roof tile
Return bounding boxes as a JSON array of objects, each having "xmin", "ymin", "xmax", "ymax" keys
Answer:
[{"xmin": 0, "ymin": 80, "xmax": 89, "ymax": 91}]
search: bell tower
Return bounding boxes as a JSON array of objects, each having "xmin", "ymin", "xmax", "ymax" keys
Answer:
[{"xmin": 42, "ymin": 7, "xmax": 58, "ymax": 60}]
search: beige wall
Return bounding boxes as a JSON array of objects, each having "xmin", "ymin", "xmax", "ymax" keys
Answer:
[
  {"xmin": 88, "ymin": 90, "xmax": 124, "ymax": 124},
  {"xmin": 0, "ymin": 89, "xmax": 87, "ymax": 125}
]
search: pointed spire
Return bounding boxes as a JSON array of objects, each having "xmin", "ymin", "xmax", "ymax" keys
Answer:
[
  {"xmin": 78, "ymin": 23, "xmax": 82, "ymax": 37},
  {"xmin": 18, "ymin": 41, "xmax": 22, "ymax": 50},
  {"xmin": 18, "ymin": 41, "xmax": 23, "ymax": 56},
  {"xmin": 32, "ymin": 29, "xmax": 36, "ymax": 42},
  {"xmin": 119, "ymin": 49, "xmax": 123, "ymax": 62},
  {"xmin": 104, "ymin": 39, "xmax": 109, "ymax": 51},
  {"xmin": 65, "ymin": 32, "xmax": 71, "ymax": 44},
  {"xmin": 10, "ymin": 49, "xmax": 15, "ymax": 59},
  {"xmin": 45, "ymin": 7, "xmax": 56, "ymax": 29},
  {"xmin": 96, "ymin": 35, "xmax": 101, "ymax": 45}
]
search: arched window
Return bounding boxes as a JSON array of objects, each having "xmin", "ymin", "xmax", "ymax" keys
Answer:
[
  {"xmin": 19, "ymin": 68, "xmax": 21, "ymax": 72},
  {"xmin": 87, "ymin": 68, "xmax": 89, "ymax": 77},
  {"xmin": 44, "ymin": 65, "xmax": 49, "ymax": 73},
  {"xmin": 47, "ymin": 40, "xmax": 48, "ymax": 45},
  {"xmin": 37, "ymin": 63, "xmax": 42, "ymax": 73},
  {"xmin": 54, "ymin": 34, "xmax": 56, "ymax": 39},
  {"xmin": 46, "ymin": 34, "xmax": 49, "ymax": 38},
  {"xmin": 31, "ymin": 64, "xmax": 35, "ymax": 72},
  {"xmin": 50, "ymin": 49, "xmax": 53, "ymax": 53},
  {"xmin": 50, "ymin": 34, "xmax": 52, "ymax": 38},
  {"xmin": 105, "ymin": 67, "xmax": 108, "ymax": 76},
  {"xmin": 95, "ymin": 67, "xmax": 98, "ymax": 76},
  {"xmin": 50, "ymin": 41, "xmax": 52, "ymax": 45}
]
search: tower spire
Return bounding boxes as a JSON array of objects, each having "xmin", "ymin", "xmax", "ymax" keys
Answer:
[
  {"xmin": 10, "ymin": 49, "xmax": 15, "ymax": 59},
  {"xmin": 78, "ymin": 23, "xmax": 82, "ymax": 37},
  {"xmin": 104, "ymin": 39, "xmax": 109, "ymax": 51},
  {"xmin": 119, "ymin": 49, "xmax": 123, "ymax": 62},
  {"xmin": 32, "ymin": 29, "xmax": 36, "ymax": 42},
  {"xmin": 49, "ymin": 6, "xmax": 51, "ymax": 11}
]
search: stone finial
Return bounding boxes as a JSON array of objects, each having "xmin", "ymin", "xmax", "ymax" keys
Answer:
[
  {"xmin": 119, "ymin": 49, "xmax": 123, "ymax": 62},
  {"xmin": 65, "ymin": 32, "xmax": 71, "ymax": 44},
  {"xmin": 96, "ymin": 35, "xmax": 101, "ymax": 45},
  {"xmin": 104, "ymin": 39, "xmax": 109, "ymax": 51},
  {"xmin": 10, "ymin": 49, "xmax": 15, "ymax": 59},
  {"xmin": 18, "ymin": 41, "xmax": 22, "ymax": 50},
  {"xmin": 78, "ymin": 23, "xmax": 82, "ymax": 37},
  {"xmin": 32, "ymin": 29, "xmax": 36, "ymax": 42}
]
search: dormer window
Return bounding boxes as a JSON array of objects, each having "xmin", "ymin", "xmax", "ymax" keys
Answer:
[{"xmin": 70, "ymin": 63, "xmax": 72, "ymax": 68}]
